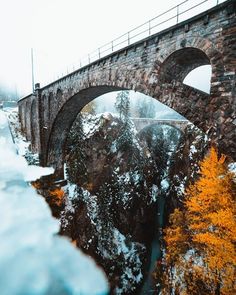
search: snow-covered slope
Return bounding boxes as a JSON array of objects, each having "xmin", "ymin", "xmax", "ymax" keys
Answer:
[{"xmin": 0, "ymin": 110, "xmax": 108, "ymax": 295}]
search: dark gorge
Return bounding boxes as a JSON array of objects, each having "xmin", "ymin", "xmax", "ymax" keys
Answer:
[{"xmin": 32, "ymin": 110, "xmax": 210, "ymax": 294}]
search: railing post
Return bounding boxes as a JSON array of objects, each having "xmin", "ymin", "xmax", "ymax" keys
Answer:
[
  {"xmin": 88, "ymin": 54, "xmax": 90, "ymax": 64},
  {"xmin": 111, "ymin": 41, "xmax": 114, "ymax": 52},
  {"xmin": 98, "ymin": 48, "xmax": 101, "ymax": 59},
  {"xmin": 177, "ymin": 5, "xmax": 179, "ymax": 23},
  {"xmin": 128, "ymin": 32, "xmax": 130, "ymax": 45},
  {"xmin": 149, "ymin": 20, "xmax": 151, "ymax": 36}
]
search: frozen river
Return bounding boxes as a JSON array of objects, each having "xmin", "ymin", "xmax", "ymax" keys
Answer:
[{"xmin": 0, "ymin": 109, "xmax": 108, "ymax": 295}]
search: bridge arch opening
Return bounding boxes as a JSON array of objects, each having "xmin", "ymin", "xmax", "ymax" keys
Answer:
[
  {"xmin": 159, "ymin": 47, "xmax": 211, "ymax": 86},
  {"xmin": 184, "ymin": 65, "xmax": 212, "ymax": 94},
  {"xmin": 64, "ymin": 89, "xmax": 189, "ymax": 187},
  {"xmin": 46, "ymin": 88, "xmax": 191, "ymax": 171}
]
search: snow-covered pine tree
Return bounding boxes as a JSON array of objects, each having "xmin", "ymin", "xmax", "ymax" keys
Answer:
[
  {"xmin": 66, "ymin": 113, "xmax": 87, "ymax": 184},
  {"xmin": 115, "ymin": 90, "xmax": 130, "ymax": 122},
  {"xmin": 115, "ymin": 91, "xmax": 133, "ymax": 151},
  {"xmin": 135, "ymin": 97, "xmax": 156, "ymax": 118}
]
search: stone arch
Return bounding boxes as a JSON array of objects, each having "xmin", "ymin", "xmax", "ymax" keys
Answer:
[
  {"xmin": 19, "ymin": 102, "xmax": 27, "ymax": 135},
  {"xmin": 159, "ymin": 47, "xmax": 210, "ymax": 84},
  {"xmin": 136, "ymin": 122, "xmax": 188, "ymax": 135},
  {"xmin": 45, "ymin": 85, "xmax": 124, "ymax": 171},
  {"xmin": 30, "ymin": 99, "xmax": 37, "ymax": 150},
  {"xmin": 25, "ymin": 100, "xmax": 31, "ymax": 141},
  {"xmin": 157, "ymin": 36, "xmax": 224, "ymax": 95},
  {"xmin": 56, "ymin": 88, "xmax": 63, "ymax": 108},
  {"xmin": 42, "ymin": 94, "xmax": 49, "ymax": 125},
  {"xmin": 48, "ymin": 92, "xmax": 54, "ymax": 121},
  {"xmin": 158, "ymin": 35, "xmax": 223, "ymax": 67}
]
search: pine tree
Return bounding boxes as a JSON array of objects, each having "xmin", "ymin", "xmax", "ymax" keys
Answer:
[
  {"xmin": 135, "ymin": 97, "xmax": 156, "ymax": 118},
  {"xmin": 115, "ymin": 90, "xmax": 130, "ymax": 122},
  {"xmin": 66, "ymin": 113, "xmax": 87, "ymax": 184},
  {"xmin": 115, "ymin": 91, "xmax": 133, "ymax": 151},
  {"xmin": 161, "ymin": 147, "xmax": 236, "ymax": 294}
]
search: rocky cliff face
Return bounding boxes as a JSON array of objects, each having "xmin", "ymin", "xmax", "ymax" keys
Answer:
[{"xmin": 165, "ymin": 123, "xmax": 210, "ymax": 219}]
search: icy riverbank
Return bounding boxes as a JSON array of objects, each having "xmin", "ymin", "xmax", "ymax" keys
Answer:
[{"xmin": 0, "ymin": 109, "xmax": 108, "ymax": 295}]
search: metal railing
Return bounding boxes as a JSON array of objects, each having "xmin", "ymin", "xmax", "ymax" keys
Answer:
[{"xmin": 42, "ymin": 0, "xmax": 225, "ymax": 87}]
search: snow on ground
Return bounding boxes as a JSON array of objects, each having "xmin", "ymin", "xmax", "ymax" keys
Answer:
[
  {"xmin": 113, "ymin": 228, "xmax": 144, "ymax": 295},
  {"xmin": 0, "ymin": 110, "xmax": 108, "ymax": 295},
  {"xmin": 189, "ymin": 144, "xmax": 197, "ymax": 159},
  {"xmin": 62, "ymin": 181, "xmax": 145, "ymax": 294},
  {"xmin": 229, "ymin": 162, "xmax": 236, "ymax": 175},
  {"xmin": 5, "ymin": 108, "xmax": 29, "ymax": 155},
  {"xmin": 229, "ymin": 162, "xmax": 236, "ymax": 184},
  {"xmin": 81, "ymin": 113, "xmax": 119, "ymax": 138},
  {"xmin": 160, "ymin": 178, "xmax": 169, "ymax": 191},
  {"xmin": 5, "ymin": 108, "xmax": 39, "ymax": 164}
]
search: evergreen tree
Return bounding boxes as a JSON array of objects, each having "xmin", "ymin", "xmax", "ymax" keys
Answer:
[
  {"xmin": 115, "ymin": 90, "xmax": 130, "ymax": 122},
  {"xmin": 115, "ymin": 91, "xmax": 133, "ymax": 151},
  {"xmin": 66, "ymin": 114, "xmax": 87, "ymax": 184},
  {"xmin": 161, "ymin": 147, "xmax": 236, "ymax": 294},
  {"xmin": 135, "ymin": 97, "xmax": 156, "ymax": 118}
]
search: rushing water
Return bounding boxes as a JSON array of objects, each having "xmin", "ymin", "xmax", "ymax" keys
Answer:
[{"xmin": 140, "ymin": 195, "xmax": 165, "ymax": 294}]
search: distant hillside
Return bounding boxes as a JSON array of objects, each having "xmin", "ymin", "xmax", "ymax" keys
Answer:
[{"xmin": 0, "ymin": 85, "xmax": 18, "ymax": 102}]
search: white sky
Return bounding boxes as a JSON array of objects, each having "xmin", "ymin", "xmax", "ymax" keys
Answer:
[{"xmin": 0, "ymin": 0, "xmax": 225, "ymax": 96}]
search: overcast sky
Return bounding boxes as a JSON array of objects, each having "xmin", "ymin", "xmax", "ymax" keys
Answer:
[{"xmin": 0, "ymin": 0, "xmax": 225, "ymax": 96}]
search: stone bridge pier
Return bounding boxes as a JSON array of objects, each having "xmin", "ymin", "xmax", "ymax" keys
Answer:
[{"xmin": 18, "ymin": 0, "xmax": 236, "ymax": 176}]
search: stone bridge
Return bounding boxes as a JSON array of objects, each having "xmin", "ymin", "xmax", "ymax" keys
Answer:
[
  {"xmin": 131, "ymin": 118, "xmax": 189, "ymax": 133},
  {"xmin": 18, "ymin": 0, "xmax": 236, "ymax": 175}
]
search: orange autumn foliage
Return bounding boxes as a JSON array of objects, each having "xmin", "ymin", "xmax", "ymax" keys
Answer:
[
  {"xmin": 185, "ymin": 147, "xmax": 236, "ymax": 267},
  {"xmin": 31, "ymin": 180, "xmax": 41, "ymax": 189},
  {"xmin": 49, "ymin": 187, "xmax": 65, "ymax": 207},
  {"xmin": 164, "ymin": 208, "xmax": 189, "ymax": 263},
  {"xmin": 85, "ymin": 182, "xmax": 94, "ymax": 191},
  {"xmin": 162, "ymin": 147, "xmax": 236, "ymax": 294}
]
